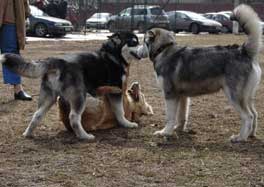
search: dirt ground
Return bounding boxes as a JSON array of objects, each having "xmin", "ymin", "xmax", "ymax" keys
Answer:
[{"xmin": 0, "ymin": 34, "xmax": 264, "ymax": 187}]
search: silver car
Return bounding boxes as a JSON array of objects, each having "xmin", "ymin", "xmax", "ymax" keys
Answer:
[
  {"xmin": 107, "ymin": 5, "xmax": 170, "ymax": 33},
  {"xmin": 86, "ymin": 13, "xmax": 112, "ymax": 30},
  {"xmin": 167, "ymin": 10, "xmax": 222, "ymax": 34}
]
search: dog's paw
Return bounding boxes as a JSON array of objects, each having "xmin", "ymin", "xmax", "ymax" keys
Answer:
[
  {"xmin": 23, "ymin": 131, "xmax": 33, "ymax": 138},
  {"xmin": 249, "ymin": 132, "xmax": 257, "ymax": 139},
  {"xmin": 78, "ymin": 133, "xmax": 95, "ymax": 141},
  {"xmin": 248, "ymin": 134, "xmax": 257, "ymax": 139},
  {"xmin": 124, "ymin": 122, "xmax": 138, "ymax": 128},
  {"xmin": 230, "ymin": 134, "xmax": 247, "ymax": 143},
  {"xmin": 154, "ymin": 128, "xmax": 173, "ymax": 137}
]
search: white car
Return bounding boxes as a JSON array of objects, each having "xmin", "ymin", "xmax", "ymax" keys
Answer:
[{"xmin": 86, "ymin": 13, "xmax": 112, "ymax": 30}]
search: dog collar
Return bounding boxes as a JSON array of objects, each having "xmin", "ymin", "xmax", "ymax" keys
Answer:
[{"xmin": 150, "ymin": 42, "xmax": 174, "ymax": 61}]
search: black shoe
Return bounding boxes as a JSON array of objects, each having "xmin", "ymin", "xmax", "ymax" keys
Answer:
[{"xmin": 14, "ymin": 91, "xmax": 32, "ymax": 101}]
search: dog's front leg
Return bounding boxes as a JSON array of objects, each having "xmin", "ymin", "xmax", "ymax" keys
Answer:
[
  {"xmin": 176, "ymin": 97, "xmax": 190, "ymax": 132},
  {"xmin": 107, "ymin": 94, "xmax": 138, "ymax": 128},
  {"xmin": 154, "ymin": 97, "xmax": 179, "ymax": 136}
]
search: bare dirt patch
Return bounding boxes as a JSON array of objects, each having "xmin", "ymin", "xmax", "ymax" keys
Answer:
[{"xmin": 0, "ymin": 34, "xmax": 264, "ymax": 187}]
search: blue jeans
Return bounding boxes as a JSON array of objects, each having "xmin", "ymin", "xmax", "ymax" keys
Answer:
[{"xmin": 0, "ymin": 24, "xmax": 21, "ymax": 85}]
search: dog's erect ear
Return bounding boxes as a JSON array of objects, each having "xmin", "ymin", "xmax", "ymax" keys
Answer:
[
  {"xmin": 145, "ymin": 30, "xmax": 156, "ymax": 43},
  {"xmin": 108, "ymin": 33, "xmax": 122, "ymax": 45},
  {"xmin": 147, "ymin": 30, "xmax": 155, "ymax": 38},
  {"xmin": 108, "ymin": 32, "xmax": 119, "ymax": 39}
]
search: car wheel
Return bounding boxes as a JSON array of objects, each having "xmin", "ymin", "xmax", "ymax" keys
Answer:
[
  {"xmin": 190, "ymin": 23, "xmax": 200, "ymax": 34},
  {"xmin": 108, "ymin": 21, "xmax": 116, "ymax": 33},
  {"xmin": 34, "ymin": 23, "xmax": 48, "ymax": 37},
  {"xmin": 138, "ymin": 22, "xmax": 146, "ymax": 33}
]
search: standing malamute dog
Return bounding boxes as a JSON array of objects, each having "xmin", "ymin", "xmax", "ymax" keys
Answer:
[
  {"xmin": 0, "ymin": 32, "xmax": 140, "ymax": 141},
  {"xmin": 135, "ymin": 4, "xmax": 262, "ymax": 142}
]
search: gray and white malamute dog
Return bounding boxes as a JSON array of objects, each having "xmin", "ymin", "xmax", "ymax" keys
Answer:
[
  {"xmin": 135, "ymin": 4, "xmax": 262, "ymax": 142},
  {"xmin": 0, "ymin": 32, "xmax": 140, "ymax": 141}
]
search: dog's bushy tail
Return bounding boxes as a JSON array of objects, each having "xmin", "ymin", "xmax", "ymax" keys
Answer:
[
  {"xmin": 232, "ymin": 4, "xmax": 262, "ymax": 57},
  {"xmin": 0, "ymin": 53, "xmax": 58, "ymax": 78}
]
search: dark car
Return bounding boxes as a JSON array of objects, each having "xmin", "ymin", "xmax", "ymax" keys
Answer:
[
  {"xmin": 204, "ymin": 12, "xmax": 233, "ymax": 33},
  {"xmin": 204, "ymin": 12, "xmax": 240, "ymax": 33},
  {"xmin": 167, "ymin": 10, "xmax": 222, "ymax": 34},
  {"xmin": 204, "ymin": 12, "xmax": 264, "ymax": 33},
  {"xmin": 107, "ymin": 5, "xmax": 170, "ymax": 33},
  {"xmin": 86, "ymin": 12, "xmax": 112, "ymax": 30},
  {"xmin": 27, "ymin": 5, "xmax": 73, "ymax": 37}
]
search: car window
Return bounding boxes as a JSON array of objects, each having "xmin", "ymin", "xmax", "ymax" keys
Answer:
[
  {"xmin": 119, "ymin": 9, "xmax": 127, "ymax": 16},
  {"xmin": 184, "ymin": 12, "xmax": 206, "ymax": 20},
  {"xmin": 204, "ymin": 14, "xmax": 212, "ymax": 19},
  {"xmin": 30, "ymin": 5, "xmax": 46, "ymax": 16},
  {"xmin": 167, "ymin": 11, "xmax": 177, "ymax": 17},
  {"xmin": 177, "ymin": 12, "xmax": 189, "ymax": 19},
  {"xmin": 209, "ymin": 15, "xmax": 215, "ymax": 19},
  {"xmin": 217, "ymin": 15, "xmax": 227, "ymax": 21},
  {"xmin": 215, "ymin": 15, "xmax": 221, "ymax": 21},
  {"xmin": 221, "ymin": 15, "xmax": 229, "ymax": 21},
  {"xmin": 91, "ymin": 13, "xmax": 110, "ymax": 18},
  {"xmin": 122, "ymin": 8, "xmax": 131, "ymax": 16},
  {"xmin": 150, "ymin": 7, "xmax": 165, "ymax": 15},
  {"xmin": 174, "ymin": 12, "xmax": 180, "ymax": 19},
  {"xmin": 133, "ymin": 8, "xmax": 147, "ymax": 15}
]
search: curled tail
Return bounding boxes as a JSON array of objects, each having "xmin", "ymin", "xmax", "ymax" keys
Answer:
[
  {"xmin": 0, "ymin": 53, "xmax": 62, "ymax": 78},
  {"xmin": 232, "ymin": 4, "xmax": 263, "ymax": 57}
]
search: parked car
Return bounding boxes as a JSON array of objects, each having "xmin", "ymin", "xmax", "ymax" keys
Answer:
[
  {"xmin": 27, "ymin": 5, "xmax": 73, "ymax": 37},
  {"xmin": 261, "ymin": 21, "xmax": 264, "ymax": 33},
  {"xmin": 26, "ymin": 18, "xmax": 30, "ymax": 31},
  {"xmin": 218, "ymin": 11, "xmax": 232, "ymax": 16},
  {"xmin": 204, "ymin": 12, "xmax": 233, "ymax": 33},
  {"xmin": 107, "ymin": 5, "xmax": 170, "ymax": 33},
  {"xmin": 86, "ymin": 12, "xmax": 112, "ymax": 30},
  {"xmin": 166, "ymin": 10, "xmax": 222, "ymax": 34}
]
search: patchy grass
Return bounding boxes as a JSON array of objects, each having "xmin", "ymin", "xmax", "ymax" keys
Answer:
[{"xmin": 0, "ymin": 34, "xmax": 264, "ymax": 187}]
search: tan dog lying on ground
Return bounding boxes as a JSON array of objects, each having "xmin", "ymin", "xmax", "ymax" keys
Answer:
[
  {"xmin": 58, "ymin": 80, "xmax": 153, "ymax": 132},
  {"xmin": 124, "ymin": 82, "xmax": 154, "ymax": 122}
]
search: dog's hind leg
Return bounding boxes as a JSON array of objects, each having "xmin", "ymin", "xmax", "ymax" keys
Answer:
[
  {"xmin": 107, "ymin": 94, "xmax": 138, "ymax": 128},
  {"xmin": 248, "ymin": 101, "xmax": 258, "ymax": 138},
  {"xmin": 154, "ymin": 97, "xmax": 179, "ymax": 137},
  {"xmin": 224, "ymin": 87, "xmax": 253, "ymax": 143},
  {"xmin": 23, "ymin": 89, "xmax": 56, "ymax": 138},
  {"xmin": 248, "ymin": 64, "xmax": 261, "ymax": 138},
  {"xmin": 176, "ymin": 97, "xmax": 191, "ymax": 132},
  {"xmin": 68, "ymin": 95, "xmax": 95, "ymax": 141}
]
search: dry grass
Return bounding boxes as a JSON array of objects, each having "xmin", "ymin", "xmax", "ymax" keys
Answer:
[{"xmin": 0, "ymin": 34, "xmax": 264, "ymax": 187}]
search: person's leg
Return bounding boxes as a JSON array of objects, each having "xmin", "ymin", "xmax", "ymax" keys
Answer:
[{"xmin": 0, "ymin": 24, "xmax": 32, "ymax": 100}]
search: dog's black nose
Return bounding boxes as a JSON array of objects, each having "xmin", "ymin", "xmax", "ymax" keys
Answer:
[{"xmin": 128, "ymin": 38, "xmax": 139, "ymax": 47}]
